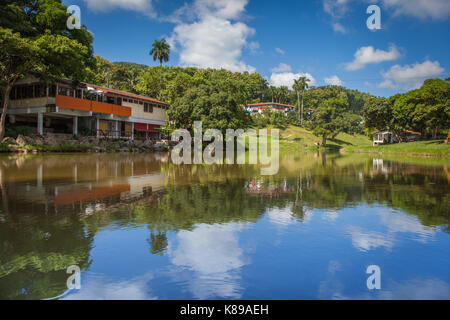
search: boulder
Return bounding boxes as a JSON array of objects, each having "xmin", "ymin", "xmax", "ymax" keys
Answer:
[
  {"xmin": 16, "ymin": 134, "xmax": 34, "ymax": 145},
  {"xmin": 2, "ymin": 137, "xmax": 17, "ymax": 145}
]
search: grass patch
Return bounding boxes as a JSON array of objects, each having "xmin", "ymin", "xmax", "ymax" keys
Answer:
[{"xmin": 343, "ymin": 140, "xmax": 450, "ymax": 157}]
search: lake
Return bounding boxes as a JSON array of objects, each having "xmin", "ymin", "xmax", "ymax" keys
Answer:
[{"xmin": 0, "ymin": 152, "xmax": 449, "ymax": 300}]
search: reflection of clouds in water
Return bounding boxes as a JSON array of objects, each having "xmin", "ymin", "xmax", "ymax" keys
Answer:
[
  {"xmin": 377, "ymin": 278, "xmax": 450, "ymax": 300},
  {"xmin": 347, "ymin": 207, "xmax": 438, "ymax": 252},
  {"xmin": 267, "ymin": 206, "xmax": 296, "ymax": 227},
  {"xmin": 63, "ymin": 273, "xmax": 156, "ymax": 300},
  {"xmin": 319, "ymin": 260, "xmax": 450, "ymax": 300},
  {"xmin": 168, "ymin": 223, "xmax": 247, "ymax": 299},
  {"xmin": 323, "ymin": 210, "xmax": 339, "ymax": 221},
  {"xmin": 318, "ymin": 260, "xmax": 347, "ymax": 300},
  {"xmin": 346, "ymin": 226, "xmax": 395, "ymax": 252},
  {"xmin": 378, "ymin": 209, "xmax": 436, "ymax": 241}
]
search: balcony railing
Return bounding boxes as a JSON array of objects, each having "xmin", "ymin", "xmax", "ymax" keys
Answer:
[{"xmin": 55, "ymin": 95, "xmax": 131, "ymax": 117}]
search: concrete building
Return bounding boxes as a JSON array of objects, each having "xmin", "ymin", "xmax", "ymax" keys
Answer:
[
  {"xmin": 243, "ymin": 102, "xmax": 294, "ymax": 116},
  {"xmin": 6, "ymin": 77, "xmax": 169, "ymax": 140}
]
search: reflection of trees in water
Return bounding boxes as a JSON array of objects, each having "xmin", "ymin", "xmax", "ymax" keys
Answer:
[
  {"xmin": 0, "ymin": 214, "xmax": 93, "ymax": 300},
  {"xmin": 148, "ymin": 232, "xmax": 168, "ymax": 256},
  {"xmin": 0, "ymin": 154, "xmax": 448, "ymax": 299}
]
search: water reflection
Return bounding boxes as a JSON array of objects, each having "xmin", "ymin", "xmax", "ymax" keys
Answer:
[{"xmin": 0, "ymin": 152, "xmax": 448, "ymax": 299}]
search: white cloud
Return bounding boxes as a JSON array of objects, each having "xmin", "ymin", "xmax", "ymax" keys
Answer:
[
  {"xmin": 82, "ymin": 0, "xmax": 155, "ymax": 17},
  {"xmin": 344, "ymin": 45, "xmax": 401, "ymax": 71},
  {"xmin": 379, "ymin": 60, "xmax": 445, "ymax": 90},
  {"xmin": 324, "ymin": 75, "xmax": 343, "ymax": 86},
  {"xmin": 323, "ymin": 0, "xmax": 350, "ymax": 33},
  {"xmin": 271, "ymin": 63, "xmax": 292, "ymax": 73},
  {"xmin": 270, "ymin": 64, "xmax": 316, "ymax": 88},
  {"xmin": 380, "ymin": 0, "xmax": 450, "ymax": 20},
  {"xmin": 169, "ymin": 0, "xmax": 255, "ymax": 72},
  {"xmin": 323, "ymin": 0, "xmax": 350, "ymax": 18},
  {"xmin": 332, "ymin": 22, "xmax": 347, "ymax": 34},
  {"xmin": 275, "ymin": 48, "xmax": 285, "ymax": 55}
]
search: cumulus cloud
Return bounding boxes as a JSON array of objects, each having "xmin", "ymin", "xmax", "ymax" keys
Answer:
[
  {"xmin": 379, "ymin": 0, "xmax": 450, "ymax": 20},
  {"xmin": 270, "ymin": 63, "xmax": 316, "ymax": 88},
  {"xmin": 344, "ymin": 45, "xmax": 401, "ymax": 71},
  {"xmin": 323, "ymin": 0, "xmax": 351, "ymax": 33},
  {"xmin": 379, "ymin": 60, "xmax": 445, "ymax": 90},
  {"xmin": 82, "ymin": 0, "xmax": 155, "ymax": 17},
  {"xmin": 324, "ymin": 75, "xmax": 343, "ymax": 86},
  {"xmin": 323, "ymin": 0, "xmax": 350, "ymax": 18},
  {"xmin": 271, "ymin": 63, "xmax": 292, "ymax": 73},
  {"xmin": 169, "ymin": 0, "xmax": 255, "ymax": 72}
]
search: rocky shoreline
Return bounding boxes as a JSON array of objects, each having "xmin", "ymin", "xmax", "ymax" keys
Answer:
[{"xmin": 0, "ymin": 133, "xmax": 172, "ymax": 153}]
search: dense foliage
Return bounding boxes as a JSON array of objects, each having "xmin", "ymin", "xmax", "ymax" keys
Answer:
[
  {"xmin": 363, "ymin": 79, "xmax": 450, "ymax": 140},
  {"xmin": 0, "ymin": 0, "xmax": 94, "ymax": 139}
]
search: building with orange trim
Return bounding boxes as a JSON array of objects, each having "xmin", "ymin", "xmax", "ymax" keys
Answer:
[
  {"xmin": 7, "ymin": 76, "xmax": 168, "ymax": 140},
  {"xmin": 243, "ymin": 102, "xmax": 295, "ymax": 116}
]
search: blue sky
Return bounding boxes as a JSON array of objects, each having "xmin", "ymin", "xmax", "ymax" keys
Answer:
[{"xmin": 63, "ymin": 0, "xmax": 450, "ymax": 97}]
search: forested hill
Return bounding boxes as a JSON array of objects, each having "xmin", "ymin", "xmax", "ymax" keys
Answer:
[{"xmin": 85, "ymin": 56, "xmax": 373, "ymax": 113}]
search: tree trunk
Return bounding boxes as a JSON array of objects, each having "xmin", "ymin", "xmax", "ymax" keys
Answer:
[
  {"xmin": 432, "ymin": 126, "xmax": 439, "ymax": 140},
  {"xmin": 301, "ymin": 91, "xmax": 304, "ymax": 127},
  {"xmin": 322, "ymin": 134, "xmax": 327, "ymax": 147},
  {"xmin": 297, "ymin": 91, "xmax": 300, "ymax": 121},
  {"xmin": 0, "ymin": 83, "xmax": 13, "ymax": 141}
]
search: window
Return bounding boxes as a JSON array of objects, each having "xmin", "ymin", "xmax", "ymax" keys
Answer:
[
  {"xmin": 58, "ymin": 86, "xmax": 70, "ymax": 96},
  {"xmin": 143, "ymin": 103, "xmax": 153, "ymax": 113},
  {"xmin": 76, "ymin": 89, "xmax": 82, "ymax": 99}
]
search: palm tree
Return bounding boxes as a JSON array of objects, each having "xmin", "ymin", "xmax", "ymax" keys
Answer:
[
  {"xmin": 279, "ymin": 86, "xmax": 289, "ymax": 104},
  {"xmin": 150, "ymin": 39, "xmax": 170, "ymax": 66},
  {"xmin": 269, "ymin": 86, "xmax": 277, "ymax": 102},
  {"xmin": 293, "ymin": 77, "xmax": 310, "ymax": 126}
]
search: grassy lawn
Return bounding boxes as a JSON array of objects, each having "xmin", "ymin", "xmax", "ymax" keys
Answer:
[
  {"xmin": 343, "ymin": 140, "xmax": 450, "ymax": 157},
  {"xmin": 265, "ymin": 125, "xmax": 372, "ymax": 151},
  {"xmin": 260, "ymin": 126, "xmax": 450, "ymax": 157}
]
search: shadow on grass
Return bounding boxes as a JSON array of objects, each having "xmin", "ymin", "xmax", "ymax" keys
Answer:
[{"xmin": 328, "ymin": 138, "xmax": 353, "ymax": 146}]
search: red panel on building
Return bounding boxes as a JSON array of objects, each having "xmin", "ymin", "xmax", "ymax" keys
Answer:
[{"xmin": 134, "ymin": 123, "xmax": 161, "ymax": 132}]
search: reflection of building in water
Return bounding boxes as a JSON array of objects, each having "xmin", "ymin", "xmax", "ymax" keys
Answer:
[
  {"xmin": 372, "ymin": 159, "xmax": 390, "ymax": 175},
  {"xmin": 0, "ymin": 155, "xmax": 165, "ymax": 217},
  {"xmin": 245, "ymin": 178, "xmax": 293, "ymax": 197}
]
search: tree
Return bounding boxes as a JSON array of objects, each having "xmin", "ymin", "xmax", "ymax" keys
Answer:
[
  {"xmin": 0, "ymin": 1, "xmax": 93, "ymax": 139},
  {"xmin": 270, "ymin": 111, "xmax": 286, "ymax": 129},
  {"xmin": 362, "ymin": 96, "xmax": 394, "ymax": 133},
  {"xmin": 293, "ymin": 77, "xmax": 310, "ymax": 126},
  {"xmin": 310, "ymin": 95, "xmax": 349, "ymax": 146},
  {"xmin": 150, "ymin": 39, "xmax": 170, "ymax": 66}
]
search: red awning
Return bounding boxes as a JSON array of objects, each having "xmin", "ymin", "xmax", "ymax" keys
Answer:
[{"xmin": 134, "ymin": 123, "xmax": 161, "ymax": 133}]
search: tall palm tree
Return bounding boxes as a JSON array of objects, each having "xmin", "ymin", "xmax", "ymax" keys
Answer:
[
  {"xmin": 150, "ymin": 39, "xmax": 170, "ymax": 66},
  {"xmin": 293, "ymin": 77, "xmax": 310, "ymax": 126},
  {"xmin": 269, "ymin": 86, "xmax": 277, "ymax": 102},
  {"xmin": 279, "ymin": 86, "xmax": 289, "ymax": 104}
]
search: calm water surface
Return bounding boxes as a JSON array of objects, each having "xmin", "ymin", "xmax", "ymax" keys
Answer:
[{"xmin": 0, "ymin": 152, "xmax": 449, "ymax": 300}]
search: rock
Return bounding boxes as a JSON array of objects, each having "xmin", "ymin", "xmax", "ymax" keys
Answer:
[
  {"xmin": 153, "ymin": 142, "xmax": 169, "ymax": 152},
  {"xmin": 16, "ymin": 134, "xmax": 34, "ymax": 145},
  {"xmin": 2, "ymin": 137, "xmax": 17, "ymax": 145}
]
